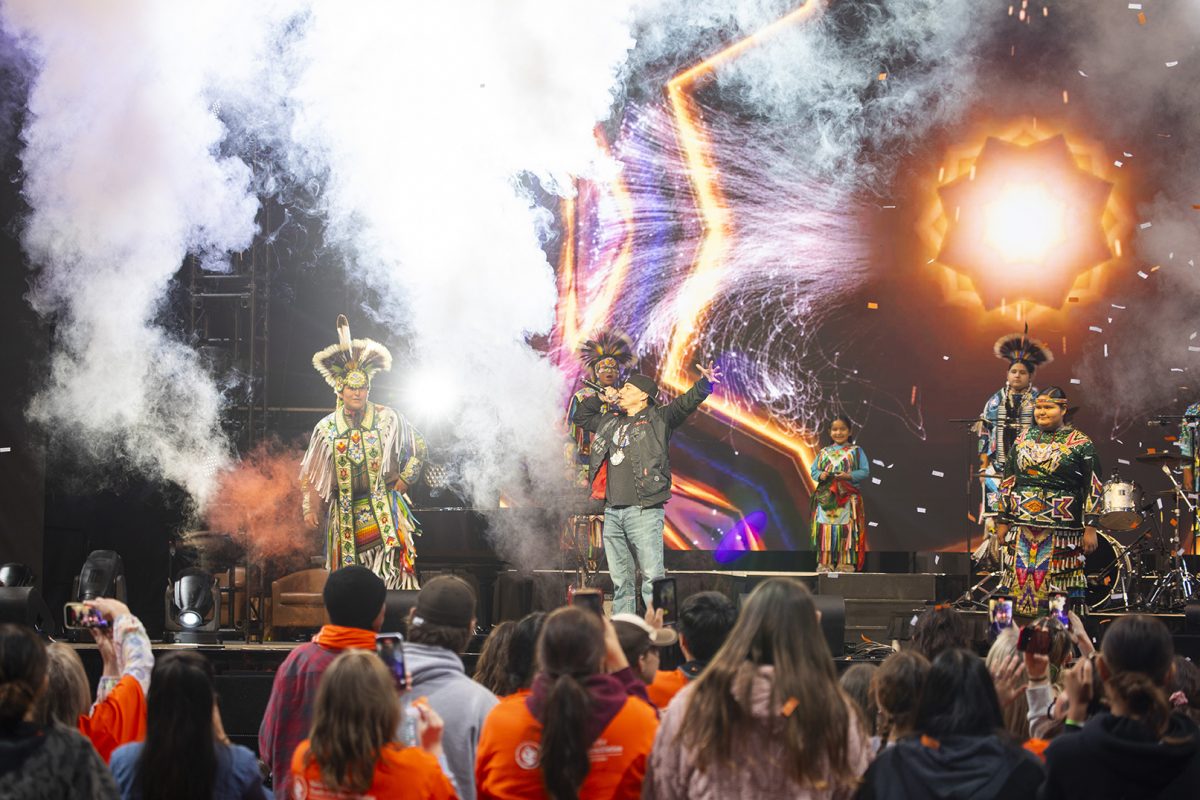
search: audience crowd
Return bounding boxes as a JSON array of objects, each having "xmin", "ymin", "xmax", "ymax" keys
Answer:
[{"xmin": 2, "ymin": 566, "xmax": 1200, "ymax": 799}]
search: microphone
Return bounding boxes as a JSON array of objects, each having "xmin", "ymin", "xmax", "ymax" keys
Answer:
[{"xmin": 1147, "ymin": 419, "xmax": 1175, "ymax": 426}]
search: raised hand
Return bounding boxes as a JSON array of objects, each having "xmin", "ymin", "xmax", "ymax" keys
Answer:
[{"xmin": 696, "ymin": 360, "xmax": 723, "ymax": 385}]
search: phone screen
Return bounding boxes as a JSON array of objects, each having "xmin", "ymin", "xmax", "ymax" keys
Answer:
[
  {"xmin": 571, "ymin": 588, "xmax": 604, "ymax": 617},
  {"xmin": 375, "ymin": 634, "xmax": 408, "ymax": 692},
  {"xmin": 989, "ymin": 598, "xmax": 1013, "ymax": 630},
  {"xmin": 1048, "ymin": 594, "xmax": 1069, "ymax": 627},
  {"xmin": 652, "ymin": 578, "xmax": 677, "ymax": 623},
  {"xmin": 63, "ymin": 602, "xmax": 108, "ymax": 631}
]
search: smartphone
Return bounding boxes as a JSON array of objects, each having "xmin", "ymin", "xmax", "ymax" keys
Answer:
[
  {"xmin": 570, "ymin": 588, "xmax": 604, "ymax": 617},
  {"xmin": 63, "ymin": 602, "xmax": 108, "ymax": 630},
  {"xmin": 988, "ymin": 597, "xmax": 1014, "ymax": 630},
  {"xmin": 1017, "ymin": 625, "xmax": 1052, "ymax": 655},
  {"xmin": 1048, "ymin": 593, "xmax": 1070, "ymax": 627},
  {"xmin": 375, "ymin": 633, "xmax": 409, "ymax": 692},
  {"xmin": 652, "ymin": 577, "xmax": 677, "ymax": 624}
]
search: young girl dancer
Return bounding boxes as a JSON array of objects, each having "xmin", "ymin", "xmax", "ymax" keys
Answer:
[{"xmin": 809, "ymin": 416, "xmax": 871, "ymax": 572}]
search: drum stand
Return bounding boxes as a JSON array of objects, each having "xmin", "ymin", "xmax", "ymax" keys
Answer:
[{"xmin": 1145, "ymin": 467, "xmax": 1199, "ymax": 610}]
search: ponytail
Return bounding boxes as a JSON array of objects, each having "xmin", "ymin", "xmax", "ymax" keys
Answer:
[
  {"xmin": 1106, "ymin": 670, "xmax": 1173, "ymax": 739},
  {"xmin": 539, "ymin": 673, "xmax": 593, "ymax": 800}
]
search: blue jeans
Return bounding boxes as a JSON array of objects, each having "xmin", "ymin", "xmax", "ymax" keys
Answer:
[{"xmin": 603, "ymin": 505, "xmax": 665, "ymax": 615}]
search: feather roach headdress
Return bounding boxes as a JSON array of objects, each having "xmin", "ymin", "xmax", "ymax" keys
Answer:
[
  {"xmin": 994, "ymin": 324, "xmax": 1053, "ymax": 372},
  {"xmin": 312, "ymin": 315, "xmax": 392, "ymax": 392},
  {"xmin": 579, "ymin": 330, "xmax": 636, "ymax": 374}
]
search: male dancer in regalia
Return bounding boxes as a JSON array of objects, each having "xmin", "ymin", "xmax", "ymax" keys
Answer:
[
  {"xmin": 301, "ymin": 316, "xmax": 426, "ymax": 589},
  {"xmin": 564, "ymin": 331, "xmax": 636, "ymax": 577}
]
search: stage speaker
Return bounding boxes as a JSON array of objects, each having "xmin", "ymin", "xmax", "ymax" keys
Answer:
[
  {"xmin": 0, "ymin": 587, "xmax": 58, "ymax": 636},
  {"xmin": 738, "ymin": 591, "xmax": 845, "ymax": 658},
  {"xmin": 382, "ymin": 589, "xmax": 420, "ymax": 636}
]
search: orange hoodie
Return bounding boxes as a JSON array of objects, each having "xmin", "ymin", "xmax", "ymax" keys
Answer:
[
  {"xmin": 475, "ymin": 688, "xmax": 658, "ymax": 800},
  {"xmin": 292, "ymin": 740, "xmax": 457, "ymax": 799},
  {"xmin": 646, "ymin": 669, "xmax": 689, "ymax": 710},
  {"xmin": 78, "ymin": 674, "xmax": 146, "ymax": 763}
]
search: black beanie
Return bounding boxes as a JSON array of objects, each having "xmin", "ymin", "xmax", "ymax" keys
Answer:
[
  {"xmin": 625, "ymin": 374, "xmax": 658, "ymax": 404},
  {"xmin": 323, "ymin": 566, "xmax": 386, "ymax": 630}
]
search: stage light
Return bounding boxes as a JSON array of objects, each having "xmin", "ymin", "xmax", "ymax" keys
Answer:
[
  {"xmin": 0, "ymin": 563, "xmax": 34, "ymax": 588},
  {"xmin": 982, "ymin": 183, "xmax": 1067, "ymax": 266},
  {"xmin": 74, "ymin": 550, "xmax": 127, "ymax": 602},
  {"xmin": 167, "ymin": 568, "xmax": 221, "ymax": 644},
  {"xmin": 403, "ymin": 367, "xmax": 461, "ymax": 424}
]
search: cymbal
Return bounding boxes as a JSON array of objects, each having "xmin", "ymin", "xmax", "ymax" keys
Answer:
[{"xmin": 1135, "ymin": 451, "xmax": 1181, "ymax": 463}]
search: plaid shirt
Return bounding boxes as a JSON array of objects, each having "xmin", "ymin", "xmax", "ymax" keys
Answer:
[{"xmin": 259, "ymin": 636, "xmax": 372, "ymax": 795}]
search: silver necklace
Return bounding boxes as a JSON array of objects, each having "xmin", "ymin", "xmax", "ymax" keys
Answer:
[{"xmin": 610, "ymin": 421, "xmax": 633, "ymax": 465}]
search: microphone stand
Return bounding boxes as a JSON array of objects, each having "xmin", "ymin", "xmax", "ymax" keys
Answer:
[
  {"xmin": 1147, "ymin": 464, "xmax": 1199, "ymax": 609},
  {"xmin": 947, "ymin": 417, "xmax": 995, "ymax": 609}
]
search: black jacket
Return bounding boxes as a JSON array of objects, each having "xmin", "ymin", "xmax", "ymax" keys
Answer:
[
  {"xmin": 857, "ymin": 734, "xmax": 1044, "ymax": 800},
  {"xmin": 572, "ymin": 378, "xmax": 712, "ymax": 507},
  {"xmin": 1039, "ymin": 711, "xmax": 1200, "ymax": 800}
]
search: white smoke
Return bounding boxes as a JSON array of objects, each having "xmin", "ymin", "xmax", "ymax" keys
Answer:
[
  {"xmin": 1, "ymin": 1, "xmax": 273, "ymax": 504},
  {"xmin": 280, "ymin": 2, "xmax": 636, "ymax": 517}
]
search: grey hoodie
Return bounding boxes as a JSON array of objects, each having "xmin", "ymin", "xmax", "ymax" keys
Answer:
[{"xmin": 404, "ymin": 641, "xmax": 498, "ymax": 800}]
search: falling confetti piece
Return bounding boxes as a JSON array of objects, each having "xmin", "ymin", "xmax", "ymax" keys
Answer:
[
  {"xmin": 1089, "ymin": 326, "xmax": 1103, "ymax": 333},
  {"xmin": 1062, "ymin": 90, "xmax": 1069, "ymax": 104},
  {"xmin": 1115, "ymin": 240, "xmax": 1123, "ymax": 256},
  {"xmin": 931, "ymin": 470, "xmax": 945, "ymax": 478},
  {"xmin": 1070, "ymin": 378, "xmax": 1082, "ymax": 384},
  {"xmin": 1190, "ymin": 331, "xmax": 1198, "ymax": 340},
  {"xmin": 1118, "ymin": 458, "xmax": 1131, "ymax": 465},
  {"xmin": 1112, "ymin": 304, "xmax": 1126, "ymax": 309},
  {"xmin": 917, "ymin": 507, "xmax": 927, "ymax": 514},
  {"xmin": 1104, "ymin": 344, "xmax": 1109, "ymax": 358},
  {"xmin": 1172, "ymin": 368, "xmax": 1185, "ymax": 373},
  {"xmin": 942, "ymin": 355, "xmax": 950, "ymax": 361},
  {"xmin": 872, "ymin": 459, "xmax": 885, "ymax": 466},
  {"xmin": 1123, "ymin": 152, "xmax": 1134, "ymax": 158},
  {"xmin": 872, "ymin": 477, "xmax": 882, "ymax": 485},
  {"xmin": 867, "ymin": 301, "xmax": 879, "ymax": 309},
  {"xmin": 1114, "ymin": 160, "xmax": 1123, "ymax": 167},
  {"xmin": 878, "ymin": 72, "xmax": 888, "ymax": 81},
  {"xmin": 868, "ymin": 521, "xmax": 879, "ymax": 527},
  {"xmin": 1138, "ymin": 11, "xmax": 1147, "ymax": 24},
  {"xmin": 1127, "ymin": 2, "xmax": 1142, "ymax": 8},
  {"xmin": 1078, "ymin": 70, "xmax": 1088, "ymax": 77},
  {"xmin": 1151, "ymin": 265, "xmax": 1161, "ymax": 272},
  {"xmin": 1138, "ymin": 270, "xmax": 1150, "ymax": 279},
  {"xmin": 1166, "ymin": 61, "xmax": 1179, "ymax": 67},
  {"xmin": 911, "ymin": 386, "xmax": 918, "ymax": 405},
  {"xmin": 1139, "ymin": 222, "xmax": 1153, "ymax": 229},
  {"xmin": 881, "ymin": 204, "xmax": 897, "ymax": 209}
]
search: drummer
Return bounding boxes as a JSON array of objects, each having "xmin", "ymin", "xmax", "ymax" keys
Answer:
[
  {"xmin": 977, "ymin": 328, "xmax": 1053, "ymax": 530},
  {"xmin": 994, "ymin": 386, "xmax": 1103, "ymax": 618}
]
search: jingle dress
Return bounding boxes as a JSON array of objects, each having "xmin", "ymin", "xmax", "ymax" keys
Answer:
[
  {"xmin": 809, "ymin": 443, "xmax": 871, "ymax": 570},
  {"xmin": 979, "ymin": 386, "xmax": 1039, "ymax": 517},
  {"xmin": 1180, "ymin": 402, "xmax": 1200, "ymax": 494},
  {"xmin": 999, "ymin": 426, "xmax": 1102, "ymax": 617},
  {"xmin": 300, "ymin": 401, "xmax": 426, "ymax": 589}
]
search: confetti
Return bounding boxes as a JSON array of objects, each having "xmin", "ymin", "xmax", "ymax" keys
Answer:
[
  {"xmin": 1070, "ymin": 378, "xmax": 1082, "ymax": 384},
  {"xmin": 931, "ymin": 470, "xmax": 945, "ymax": 478},
  {"xmin": 867, "ymin": 301, "xmax": 879, "ymax": 309},
  {"xmin": 1138, "ymin": 11, "xmax": 1147, "ymax": 25},
  {"xmin": 1104, "ymin": 344, "xmax": 1109, "ymax": 358},
  {"xmin": 878, "ymin": 72, "xmax": 888, "ymax": 81},
  {"xmin": 942, "ymin": 355, "xmax": 950, "ymax": 361},
  {"xmin": 1190, "ymin": 331, "xmax": 1197, "ymax": 340},
  {"xmin": 1123, "ymin": 152, "xmax": 1134, "ymax": 158},
  {"xmin": 1118, "ymin": 458, "xmax": 1131, "ymax": 465},
  {"xmin": 1127, "ymin": 2, "xmax": 1142, "ymax": 8},
  {"xmin": 911, "ymin": 386, "xmax": 918, "ymax": 405},
  {"xmin": 1114, "ymin": 160, "xmax": 1123, "ymax": 168},
  {"xmin": 1166, "ymin": 61, "xmax": 1179, "ymax": 67},
  {"xmin": 1115, "ymin": 240, "xmax": 1123, "ymax": 256},
  {"xmin": 1172, "ymin": 368, "xmax": 1185, "ymax": 373},
  {"xmin": 1112, "ymin": 304, "xmax": 1127, "ymax": 309},
  {"xmin": 1062, "ymin": 90, "xmax": 1069, "ymax": 104},
  {"xmin": 917, "ymin": 507, "xmax": 927, "ymax": 514},
  {"xmin": 1089, "ymin": 325, "xmax": 1103, "ymax": 333},
  {"xmin": 1138, "ymin": 270, "xmax": 1150, "ymax": 279},
  {"xmin": 1139, "ymin": 222, "xmax": 1153, "ymax": 229},
  {"xmin": 868, "ymin": 521, "xmax": 879, "ymax": 528},
  {"xmin": 872, "ymin": 459, "xmax": 885, "ymax": 466},
  {"xmin": 881, "ymin": 204, "xmax": 897, "ymax": 209},
  {"xmin": 872, "ymin": 477, "xmax": 882, "ymax": 485},
  {"xmin": 1078, "ymin": 70, "xmax": 1088, "ymax": 77},
  {"xmin": 1188, "ymin": 346, "xmax": 1200, "ymax": 352}
]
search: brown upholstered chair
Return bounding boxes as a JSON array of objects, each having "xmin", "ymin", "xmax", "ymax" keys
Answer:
[{"xmin": 269, "ymin": 568, "xmax": 330, "ymax": 637}]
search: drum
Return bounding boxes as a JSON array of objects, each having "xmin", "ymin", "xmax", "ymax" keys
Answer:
[
  {"xmin": 1098, "ymin": 479, "xmax": 1144, "ymax": 531},
  {"xmin": 1085, "ymin": 531, "xmax": 1133, "ymax": 610}
]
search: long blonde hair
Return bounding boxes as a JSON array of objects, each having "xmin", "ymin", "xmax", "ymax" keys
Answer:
[
  {"xmin": 679, "ymin": 578, "xmax": 859, "ymax": 791},
  {"xmin": 306, "ymin": 649, "xmax": 400, "ymax": 793}
]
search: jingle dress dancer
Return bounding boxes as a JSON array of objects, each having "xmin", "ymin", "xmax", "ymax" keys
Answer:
[
  {"xmin": 809, "ymin": 416, "xmax": 870, "ymax": 572},
  {"xmin": 300, "ymin": 316, "xmax": 426, "ymax": 589},
  {"xmin": 563, "ymin": 332, "xmax": 636, "ymax": 575},
  {"xmin": 995, "ymin": 387, "xmax": 1102, "ymax": 617},
  {"xmin": 978, "ymin": 328, "xmax": 1053, "ymax": 521}
]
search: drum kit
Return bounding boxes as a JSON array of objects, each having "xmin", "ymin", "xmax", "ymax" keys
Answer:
[{"xmin": 965, "ymin": 450, "xmax": 1199, "ymax": 612}]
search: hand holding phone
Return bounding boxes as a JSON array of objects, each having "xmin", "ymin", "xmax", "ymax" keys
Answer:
[
  {"xmin": 570, "ymin": 588, "xmax": 604, "ymax": 617},
  {"xmin": 375, "ymin": 634, "xmax": 409, "ymax": 693},
  {"xmin": 1017, "ymin": 625, "xmax": 1052, "ymax": 656},
  {"xmin": 63, "ymin": 602, "xmax": 108, "ymax": 630},
  {"xmin": 651, "ymin": 577, "xmax": 677, "ymax": 624}
]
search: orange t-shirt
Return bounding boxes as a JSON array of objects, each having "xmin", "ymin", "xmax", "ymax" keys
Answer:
[
  {"xmin": 291, "ymin": 740, "xmax": 458, "ymax": 799},
  {"xmin": 475, "ymin": 688, "xmax": 658, "ymax": 800},
  {"xmin": 78, "ymin": 675, "xmax": 146, "ymax": 763},
  {"xmin": 646, "ymin": 670, "xmax": 689, "ymax": 710}
]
